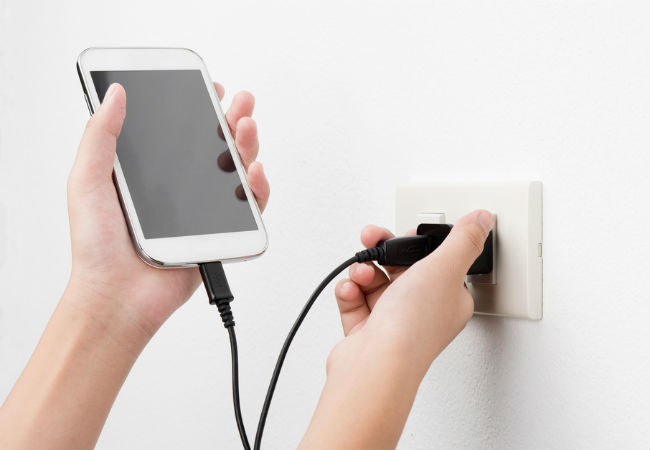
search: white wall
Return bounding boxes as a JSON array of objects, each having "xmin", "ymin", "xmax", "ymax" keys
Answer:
[{"xmin": 1, "ymin": 1, "xmax": 648, "ymax": 448}]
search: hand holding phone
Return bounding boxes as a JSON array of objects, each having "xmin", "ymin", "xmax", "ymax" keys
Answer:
[
  {"xmin": 0, "ymin": 51, "xmax": 269, "ymax": 450},
  {"xmin": 77, "ymin": 48, "xmax": 268, "ymax": 267},
  {"xmin": 68, "ymin": 74, "xmax": 269, "ymax": 337}
]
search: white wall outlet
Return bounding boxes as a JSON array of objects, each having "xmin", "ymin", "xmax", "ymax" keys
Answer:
[{"xmin": 396, "ymin": 181, "xmax": 543, "ymax": 320}]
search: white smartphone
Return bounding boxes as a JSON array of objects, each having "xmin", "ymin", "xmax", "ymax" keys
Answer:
[{"xmin": 76, "ymin": 48, "xmax": 268, "ymax": 267}]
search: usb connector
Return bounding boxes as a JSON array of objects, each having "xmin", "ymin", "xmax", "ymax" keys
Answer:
[{"xmin": 377, "ymin": 225, "xmax": 493, "ymax": 275}]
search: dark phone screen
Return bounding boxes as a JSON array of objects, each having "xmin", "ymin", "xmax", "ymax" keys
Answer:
[{"xmin": 91, "ymin": 70, "xmax": 257, "ymax": 239}]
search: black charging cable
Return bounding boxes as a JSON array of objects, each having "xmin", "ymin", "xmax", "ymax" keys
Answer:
[
  {"xmin": 253, "ymin": 247, "xmax": 385, "ymax": 449},
  {"xmin": 199, "ymin": 247, "xmax": 384, "ymax": 450},
  {"xmin": 199, "ymin": 261, "xmax": 251, "ymax": 450},
  {"xmin": 199, "ymin": 231, "xmax": 492, "ymax": 449}
]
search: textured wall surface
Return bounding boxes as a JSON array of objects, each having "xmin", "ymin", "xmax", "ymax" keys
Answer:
[{"xmin": 0, "ymin": 1, "xmax": 648, "ymax": 449}]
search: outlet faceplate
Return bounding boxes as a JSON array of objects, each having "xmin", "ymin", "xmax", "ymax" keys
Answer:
[{"xmin": 396, "ymin": 181, "xmax": 543, "ymax": 320}]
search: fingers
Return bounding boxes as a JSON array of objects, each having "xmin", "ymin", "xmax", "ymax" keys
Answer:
[
  {"xmin": 70, "ymin": 83, "xmax": 126, "ymax": 190},
  {"xmin": 349, "ymin": 263, "xmax": 389, "ymax": 296},
  {"xmin": 360, "ymin": 225, "xmax": 417, "ymax": 248},
  {"xmin": 235, "ymin": 117, "xmax": 259, "ymax": 168},
  {"xmin": 213, "ymin": 82, "xmax": 225, "ymax": 100},
  {"xmin": 429, "ymin": 210, "xmax": 495, "ymax": 281},
  {"xmin": 334, "ymin": 278, "xmax": 370, "ymax": 336},
  {"xmin": 360, "ymin": 225, "xmax": 415, "ymax": 278},
  {"xmin": 360, "ymin": 225, "xmax": 395, "ymax": 248},
  {"xmin": 225, "ymin": 91, "xmax": 255, "ymax": 134},
  {"xmin": 247, "ymin": 161, "xmax": 270, "ymax": 212},
  {"xmin": 218, "ymin": 86, "xmax": 268, "ymax": 212}
]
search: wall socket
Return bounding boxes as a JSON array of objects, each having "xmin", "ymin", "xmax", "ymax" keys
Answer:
[{"xmin": 396, "ymin": 181, "xmax": 543, "ymax": 320}]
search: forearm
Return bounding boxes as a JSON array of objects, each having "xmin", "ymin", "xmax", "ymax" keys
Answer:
[
  {"xmin": 0, "ymin": 282, "xmax": 151, "ymax": 449},
  {"xmin": 299, "ymin": 334, "xmax": 424, "ymax": 449}
]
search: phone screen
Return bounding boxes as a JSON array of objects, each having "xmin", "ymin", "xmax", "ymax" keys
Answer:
[{"xmin": 91, "ymin": 70, "xmax": 257, "ymax": 239}]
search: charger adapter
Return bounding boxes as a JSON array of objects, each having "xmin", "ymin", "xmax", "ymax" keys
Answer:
[{"xmin": 376, "ymin": 223, "xmax": 494, "ymax": 275}]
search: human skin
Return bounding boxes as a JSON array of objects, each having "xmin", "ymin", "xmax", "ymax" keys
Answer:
[
  {"xmin": 0, "ymin": 80, "xmax": 494, "ymax": 450},
  {"xmin": 0, "ymin": 82, "xmax": 269, "ymax": 449},
  {"xmin": 299, "ymin": 210, "xmax": 495, "ymax": 449}
]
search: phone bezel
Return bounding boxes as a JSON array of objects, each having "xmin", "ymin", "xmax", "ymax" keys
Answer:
[{"xmin": 77, "ymin": 47, "xmax": 268, "ymax": 267}]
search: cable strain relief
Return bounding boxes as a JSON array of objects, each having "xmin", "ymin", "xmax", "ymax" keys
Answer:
[
  {"xmin": 355, "ymin": 246, "xmax": 385, "ymax": 263},
  {"xmin": 214, "ymin": 297, "xmax": 235, "ymax": 328}
]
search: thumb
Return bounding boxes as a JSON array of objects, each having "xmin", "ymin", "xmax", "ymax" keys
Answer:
[
  {"xmin": 70, "ymin": 83, "xmax": 126, "ymax": 190},
  {"xmin": 427, "ymin": 210, "xmax": 495, "ymax": 282}
]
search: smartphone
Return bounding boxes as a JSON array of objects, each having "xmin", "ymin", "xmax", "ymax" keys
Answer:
[{"xmin": 76, "ymin": 48, "xmax": 268, "ymax": 267}]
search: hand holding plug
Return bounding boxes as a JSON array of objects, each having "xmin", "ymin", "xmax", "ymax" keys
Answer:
[{"xmin": 300, "ymin": 210, "xmax": 495, "ymax": 450}]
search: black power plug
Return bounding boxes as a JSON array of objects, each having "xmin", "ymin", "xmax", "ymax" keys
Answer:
[
  {"xmin": 416, "ymin": 223, "xmax": 493, "ymax": 275},
  {"xmin": 376, "ymin": 224, "xmax": 494, "ymax": 275}
]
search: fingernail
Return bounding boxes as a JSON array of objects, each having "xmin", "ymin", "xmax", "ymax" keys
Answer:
[
  {"xmin": 103, "ymin": 83, "xmax": 117, "ymax": 103},
  {"xmin": 478, "ymin": 211, "xmax": 495, "ymax": 233}
]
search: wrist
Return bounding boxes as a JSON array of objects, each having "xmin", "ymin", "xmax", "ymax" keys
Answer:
[
  {"xmin": 327, "ymin": 326, "xmax": 429, "ymax": 385},
  {"xmin": 304, "ymin": 332, "xmax": 422, "ymax": 449},
  {"xmin": 0, "ymin": 278, "xmax": 152, "ymax": 449},
  {"xmin": 62, "ymin": 276, "xmax": 154, "ymax": 357}
]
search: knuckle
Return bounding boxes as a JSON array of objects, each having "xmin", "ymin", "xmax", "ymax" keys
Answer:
[
  {"xmin": 83, "ymin": 116, "xmax": 116, "ymax": 145},
  {"xmin": 428, "ymin": 250, "xmax": 463, "ymax": 283},
  {"xmin": 237, "ymin": 90, "xmax": 255, "ymax": 104},
  {"xmin": 243, "ymin": 90, "xmax": 255, "ymax": 103},
  {"xmin": 84, "ymin": 116, "xmax": 97, "ymax": 133},
  {"xmin": 334, "ymin": 278, "xmax": 349, "ymax": 298},
  {"xmin": 463, "ymin": 224, "xmax": 486, "ymax": 256}
]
